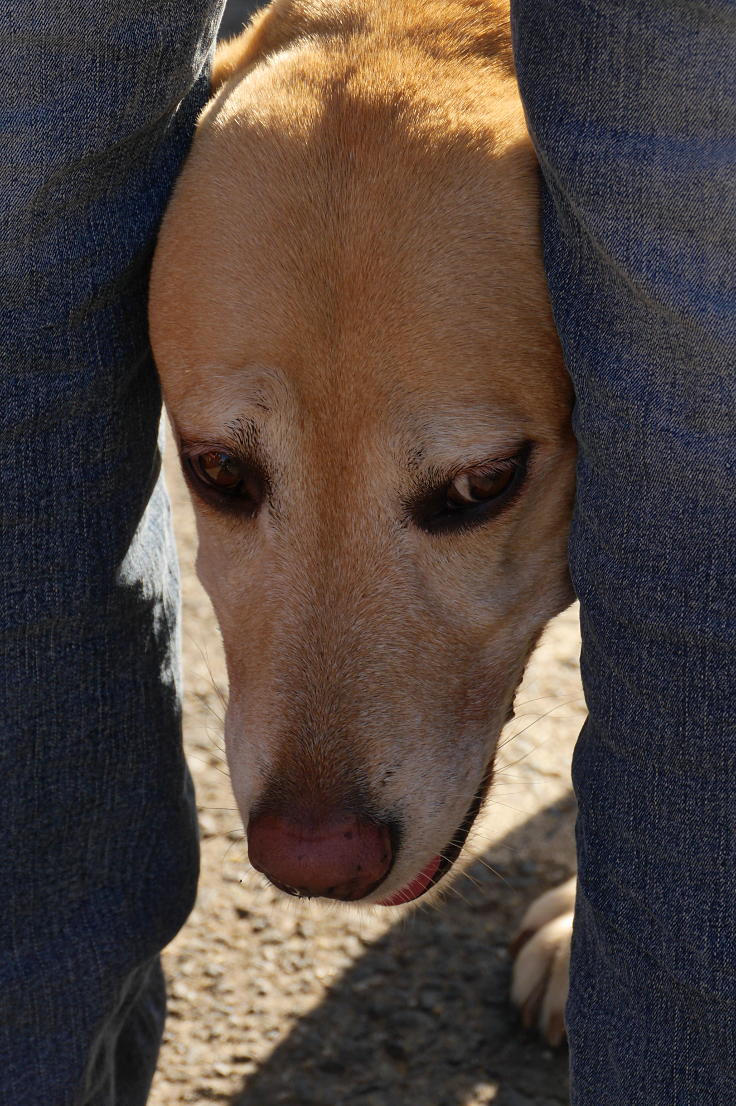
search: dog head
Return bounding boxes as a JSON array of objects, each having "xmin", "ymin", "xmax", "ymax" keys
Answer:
[{"xmin": 150, "ymin": 0, "xmax": 575, "ymax": 906}]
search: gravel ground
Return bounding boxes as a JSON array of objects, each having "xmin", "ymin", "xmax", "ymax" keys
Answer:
[{"xmin": 150, "ymin": 6, "xmax": 584, "ymax": 1101}]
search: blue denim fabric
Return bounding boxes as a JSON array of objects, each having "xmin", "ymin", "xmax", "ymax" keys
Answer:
[
  {"xmin": 1, "ymin": 2, "xmax": 224, "ymax": 1102},
  {"xmin": 512, "ymin": 0, "xmax": 736, "ymax": 1101}
]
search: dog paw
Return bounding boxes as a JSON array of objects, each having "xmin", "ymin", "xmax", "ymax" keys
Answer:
[{"xmin": 509, "ymin": 875, "xmax": 576, "ymax": 1047}]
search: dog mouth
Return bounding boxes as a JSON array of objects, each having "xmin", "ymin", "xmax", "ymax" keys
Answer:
[{"xmin": 376, "ymin": 764, "xmax": 493, "ymax": 907}]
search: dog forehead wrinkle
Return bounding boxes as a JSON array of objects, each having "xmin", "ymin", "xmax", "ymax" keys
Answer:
[
  {"xmin": 164, "ymin": 362, "xmax": 295, "ymax": 419},
  {"xmin": 225, "ymin": 414, "xmax": 261, "ymax": 450},
  {"xmin": 168, "ymin": 364, "xmax": 303, "ymax": 446}
]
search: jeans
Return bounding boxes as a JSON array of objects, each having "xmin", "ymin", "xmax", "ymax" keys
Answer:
[
  {"xmin": 1, "ymin": 2, "xmax": 224, "ymax": 1102},
  {"xmin": 512, "ymin": 0, "xmax": 736, "ymax": 1102},
  {"xmin": 3, "ymin": 1, "xmax": 734, "ymax": 1104}
]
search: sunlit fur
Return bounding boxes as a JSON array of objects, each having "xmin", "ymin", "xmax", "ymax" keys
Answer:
[{"xmin": 149, "ymin": 0, "xmax": 576, "ymax": 904}]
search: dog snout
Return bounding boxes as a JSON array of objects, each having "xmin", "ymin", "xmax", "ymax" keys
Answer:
[{"xmin": 247, "ymin": 808, "xmax": 393, "ymax": 901}]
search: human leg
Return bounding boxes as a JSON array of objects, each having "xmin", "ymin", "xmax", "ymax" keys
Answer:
[
  {"xmin": 512, "ymin": 0, "xmax": 736, "ymax": 1100},
  {"xmin": 1, "ymin": 1, "xmax": 224, "ymax": 1101}
]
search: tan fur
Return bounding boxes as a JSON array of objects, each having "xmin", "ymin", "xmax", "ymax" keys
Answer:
[{"xmin": 150, "ymin": 0, "xmax": 576, "ymax": 973}]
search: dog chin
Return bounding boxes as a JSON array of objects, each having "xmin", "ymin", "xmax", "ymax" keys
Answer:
[
  {"xmin": 376, "ymin": 853, "xmax": 443, "ymax": 906},
  {"xmin": 374, "ymin": 761, "xmax": 494, "ymax": 907}
]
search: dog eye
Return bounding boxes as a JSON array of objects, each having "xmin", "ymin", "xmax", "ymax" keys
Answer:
[
  {"xmin": 186, "ymin": 450, "xmax": 264, "ymax": 514},
  {"xmin": 411, "ymin": 449, "xmax": 529, "ymax": 535},
  {"xmin": 445, "ymin": 467, "xmax": 515, "ymax": 509}
]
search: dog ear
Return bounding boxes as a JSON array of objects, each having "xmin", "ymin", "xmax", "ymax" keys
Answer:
[
  {"xmin": 211, "ymin": 0, "xmax": 309, "ymax": 94},
  {"xmin": 211, "ymin": 0, "xmax": 367, "ymax": 94}
]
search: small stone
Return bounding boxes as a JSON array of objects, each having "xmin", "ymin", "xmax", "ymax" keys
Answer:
[
  {"xmin": 198, "ymin": 813, "xmax": 218, "ymax": 838},
  {"xmin": 170, "ymin": 980, "xmax": 194, "ymax": 1002}
]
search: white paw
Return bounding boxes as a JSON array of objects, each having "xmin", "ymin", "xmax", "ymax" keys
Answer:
[{"xmin": 510, "ymin": 875, "xmax": 576, "ymax": 1047}]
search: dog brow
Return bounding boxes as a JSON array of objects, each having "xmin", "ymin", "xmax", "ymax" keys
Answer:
[{"xmin": 226, "ymin": 415, "xmax": 261, "ymax": 451}]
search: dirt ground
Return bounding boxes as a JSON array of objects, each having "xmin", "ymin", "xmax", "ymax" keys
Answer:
[{"xmin": 149, "ymin": 5, "xmax": 584, "ymax": 1102}]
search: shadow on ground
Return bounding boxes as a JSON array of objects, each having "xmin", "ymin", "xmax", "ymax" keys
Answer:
[{"xmin": 230, "ymin": 795, "xmax": 576, "ymax": 1106}]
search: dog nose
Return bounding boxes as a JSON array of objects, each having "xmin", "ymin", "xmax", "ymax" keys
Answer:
[{"xmin": 247, "ymin": 809, "xmax": 392, "ymax": 901}]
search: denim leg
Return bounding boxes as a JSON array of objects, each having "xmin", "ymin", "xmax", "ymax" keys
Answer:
[
  {"xmin": 511, "ymin": 0, "xmax": 736, "ymax": 1101},
  {"xmin": 0, "ymin": 2, "xmax": 224, "ymax": 1102}
]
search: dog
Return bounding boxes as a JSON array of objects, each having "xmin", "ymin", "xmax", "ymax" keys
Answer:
[{"xmin": 149, "ymin": 0, "xmax": 578, "ymax": 1046}]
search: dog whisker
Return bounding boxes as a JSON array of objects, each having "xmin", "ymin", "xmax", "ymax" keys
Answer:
[
  {"xmin": 457, "ymin": 867, "xmax": 485, "ymax": 893},
  {"xmin": 188, "ymin": 754, "xmax": 232, "ymax": 780},
  {"xmin": 497, "ymin": 696, "xmax": 585, "ymax": 752},
  {"xmin": 199, "ymin": 698, "xmax": 226, "ymax": 729},
  {"xmin": 496, "ymin": 745, "xmax": 548, "ymax": 775},
  {"xmin": 439, "ymin": 880, "xmax": 474, "ymax": 908},
  {"xmin": 485, "ymin": 798, "xmax": 533, "ymax": 817},
  {"xmin": 513, "ymin": 693, "xmax": 570, "ymax": 708},
  {"xmin": 202, "ymin": 723, "xmax": 226, "ymax": 758},
  {"xmin": 222, "ymin": 837, "xmax": 247, "ymax": 865},
  {"xmin": 486, "ymin": 785, "xmax": 531, "ymax": 795},
  {"xmin": 470, "ymin": 855, "xmax": 512, "ymax": 889},
  {"xmin": 465, "ymin": 825, "xmax": 522, "ymax": 856},
  {"xmin": 187, "ymin": 634, "xmax": 229, "ymax": 711}
]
